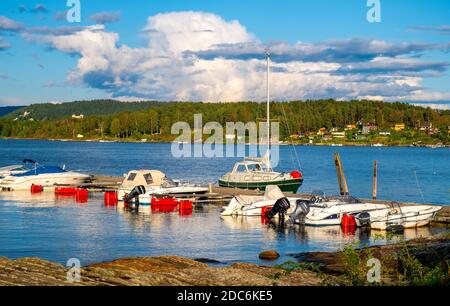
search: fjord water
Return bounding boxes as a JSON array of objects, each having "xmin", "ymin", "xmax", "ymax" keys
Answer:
[{"xmin": 0, "ymin": 139, "xmax": 448, "ymax": 265}]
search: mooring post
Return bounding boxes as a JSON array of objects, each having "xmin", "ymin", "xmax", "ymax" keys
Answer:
[
  {"xmin": 373, "ymin": 160, "xmax": 378, "ymax": 200},
  {"xmin": 334, "ymin": 153, "xmax": 349, "ymax": 196}
]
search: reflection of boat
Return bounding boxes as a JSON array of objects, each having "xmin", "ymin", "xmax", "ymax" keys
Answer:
[
  {"xmin": 0, "ymin": 160, "xmax": 91, "ymax": 191},
  {"xmin": 356, "ymin": 203, "xmax": 442, "ymax": 230},
  {"xmin": 118, "ymin": 170, "xmax": 208, "ymax": 205},
  {"xmin": 218, "ymin": 53, "xmax": 303, "ymax": 193}
]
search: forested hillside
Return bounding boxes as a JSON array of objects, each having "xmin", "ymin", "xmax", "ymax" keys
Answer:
[
  {"xmin": 0, "ymin": 100, "xmax": 449, "ymax": 145},
  {"xmin": 4, "ymin": 100, "xmax": 162, "ymax": 120}
]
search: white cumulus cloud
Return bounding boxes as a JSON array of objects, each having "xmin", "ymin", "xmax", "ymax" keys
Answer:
[{"xmin": 23, "ymin": 11, "xmax": 450, "ymax": 103}]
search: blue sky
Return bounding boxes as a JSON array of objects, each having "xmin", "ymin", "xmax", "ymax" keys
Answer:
[{"xmin": 0, "ymin": 0, "xmax": 449, "ymax": 108}]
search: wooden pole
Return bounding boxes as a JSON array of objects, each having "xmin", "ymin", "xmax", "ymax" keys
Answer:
[
  {"xmin": 373, "ymin": 160, "xmax": 378, "ymax": 200},
  {"xmin": 334, "ymin": 153, "xmax": 349, "ymax": 196}
]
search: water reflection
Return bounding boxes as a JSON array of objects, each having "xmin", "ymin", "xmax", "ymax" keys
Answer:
[
  {"xmin": 0, "ymin": 191, "xmax": 447, "ymax": 265},
  {"xmin": 221, "ymin": 215, "xmax": 444, "ymax": 251}
]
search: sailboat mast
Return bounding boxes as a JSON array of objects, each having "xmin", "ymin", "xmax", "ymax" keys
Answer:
[{"xmin": 266, "ymin": 51, "xmax": 271, "ymax": 153}]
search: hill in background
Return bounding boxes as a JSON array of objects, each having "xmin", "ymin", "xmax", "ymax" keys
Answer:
[{"xmin": 3, "ymin": 100, "xmax": 161, "ymax": 120}]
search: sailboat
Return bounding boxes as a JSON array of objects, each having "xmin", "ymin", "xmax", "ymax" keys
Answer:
[{"xmin": 218, "ymin": 52, "xmax": 304, "ymax": 193}]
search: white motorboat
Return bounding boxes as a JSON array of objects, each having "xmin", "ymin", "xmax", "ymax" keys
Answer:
[
  {"xmin": 294, "ymin": 195, "xmax": 389, "ymax": 226},
  {"xmin": 355, "ymin": 203, "xmax": 442, "ymax": 230},
  {"xmin": 0, "ymin": 160, "xmax": 92, "ymax": 191},
  {"xmin": 118, "ymin": 170, "xmax": 208, "ymax": 205},
  {"xmin": 221, "ymin": 187, "xmax": 389, "ymax": 226}
]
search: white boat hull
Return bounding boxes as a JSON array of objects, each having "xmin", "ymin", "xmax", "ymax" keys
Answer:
[
  {"xmin": 361, "ymin": 206, "xmax": 442, "ymax": 230},
  {"xmin": 0, "ymin": 172, "xmax": 91, "ymax": 191}
]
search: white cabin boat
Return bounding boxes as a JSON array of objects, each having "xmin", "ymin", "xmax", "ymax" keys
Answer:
[{"xmin": 118, "ymin": 170, "xmax": 208, "ymax": 204}]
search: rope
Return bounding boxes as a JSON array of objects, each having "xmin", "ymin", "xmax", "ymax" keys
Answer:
[
  {"xmin": 280, "ymin": 103, "xmax": 303, "ymax": 171},
  {"xmin": 413, "ymin": 170, "xmax": 426, "ymax": 203}
]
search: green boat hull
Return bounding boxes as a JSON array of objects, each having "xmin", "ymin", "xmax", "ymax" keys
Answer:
[{"xmin": 218, "ymin": 178, "xmax": 303, "ymax": 193}]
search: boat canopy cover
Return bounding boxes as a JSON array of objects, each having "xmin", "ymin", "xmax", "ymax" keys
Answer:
[
  {"xmin": 12, "ymin": 166, "xmax": 66, "ymax": 177},
  {"xmin": 264, "ymin": 185, "xmax": 285, "ymax": 201},
  {"xmin": 121, "ymin": 170, "xmax": 166, "ymax": 189}
]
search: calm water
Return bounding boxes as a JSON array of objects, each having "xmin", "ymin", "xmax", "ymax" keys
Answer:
[{"xmin": 0, "ymin": 139, "xmax": 448, "ymax": 266}]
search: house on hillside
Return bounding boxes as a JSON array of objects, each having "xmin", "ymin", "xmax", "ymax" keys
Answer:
[
  {"xmin": 317, "ymin": 128, "xmax": 327, "ymax": 136},
  {"xmin": 419, "ymin": 121, "xmax": 433, "ymax": 131},
  {"xmin": 332, "ymin": 131, "xmax": 346, "ymax": 139},
  {"xmin": 394, "ymin": 123, "xmax": 405, "ymax": 131}
]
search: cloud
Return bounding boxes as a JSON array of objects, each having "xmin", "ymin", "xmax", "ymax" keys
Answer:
[
  {"xmin": 0, "ymin": 16, "xmax": 24, "ymax": 32},
  {"xmin": 31, "ymin": 4, "xmax": 48, "ymax": 14},
  {"xmin": 410, "ymin": 25, "xmax": 450, "ymax": 35},
  {"xmin": 188, "ymin": 38, "xmax": 442, "ymax": 64},
  {"xmin": 412, "ymin": 103, "xmax": 450, "ymax": 110},
  {"xmin": 335, "ymin": 57, "xmax": 449, "ymax": 75},
  {"xmin": 89, "ymin": 12, "xmax": 121, "ymax": 24},
  {"xmin": 19, "ymin": 11, "xmax": 450, "ymax": 103}
]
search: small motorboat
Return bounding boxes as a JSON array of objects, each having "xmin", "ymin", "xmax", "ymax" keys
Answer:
[
  {"xmin": 0, "ymin": 160, "xmax": 91, "ymax": 191},
  {"xmin": 292, "ymin": 195, "xmax": 389, "ymax": 226},
  {"xmin": 355, "ymin": 203, "xmax": 442, "ymax": 230},
  {"xmin": 118, "ymin": 170, "xmax": 208, "ymax": 205}
]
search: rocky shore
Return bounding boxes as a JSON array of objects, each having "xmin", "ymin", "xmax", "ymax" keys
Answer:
[{"xmin": 0, "ymin": 235, "xmax": 448, "ymax": 286}]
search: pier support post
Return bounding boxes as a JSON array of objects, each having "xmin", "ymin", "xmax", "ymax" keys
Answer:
[
  {"xmin": 373, "ymin": 160, "xmax": 378, "ymax": 200},
  {"xmin": 334, "ymin": 153, "xmax": 349, "ymax": 196}
]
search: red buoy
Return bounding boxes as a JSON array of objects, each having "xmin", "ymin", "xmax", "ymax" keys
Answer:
[
  {"xmin": 341, "ymin": 214, "xmax": 357, "ymax": 235},
  {"xmin": 290, "ymin": 170, "xmax": 303, "ymax": 179},
  {"xmin": 261, "ymin": 206, "xmax": 273, "ymax": 218},
  {"xmin": 31, "ymin": 184, "xmax": 44, "ymax": 193}
]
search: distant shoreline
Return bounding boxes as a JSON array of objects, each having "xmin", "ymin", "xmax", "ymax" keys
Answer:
[{"xmin": 1, "ymin": 137, "xmax": 449, "ymax": 148}]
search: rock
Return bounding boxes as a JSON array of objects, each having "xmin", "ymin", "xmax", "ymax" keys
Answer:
[{"xmin": 259, "ymin": 250, "xmax": 280, "ymax": 260}]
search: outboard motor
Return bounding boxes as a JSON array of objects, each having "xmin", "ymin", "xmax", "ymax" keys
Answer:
[
  {"xmin": 123, "ymin": 185, "xmax": 146, "ymax": 210},
  {"xmin": 267, "ymin": 197, "xmax": 291, "ymax": 219},
  {"xmin": 288, "ymin": 199, "xmax": 311, "ymax": 224},
  {"xmin": 356, "ymin": 212, "xmax": 371, "ymax": 228}
]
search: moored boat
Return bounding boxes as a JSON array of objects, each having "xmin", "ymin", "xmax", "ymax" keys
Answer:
[
  {"xmin": 355, "ymin": 203, "xmax": 442, "ymax": 230},
  {"xmin": 0, "ymin": 160, "xmax": 91, "ymax": 191},
  {"xmin": 218, "ymin": 52, "xmax": 303, "ymax": 193},
  {"xmin": 118, "ymin": 170, "xmax": 208, "ymax": 205}
]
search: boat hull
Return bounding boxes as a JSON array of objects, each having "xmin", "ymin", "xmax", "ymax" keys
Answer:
[
  {"xmin": 0, "ymin": 173, "xmax": 91, "ymax": 191},
  {"xmin": 218, "ymin": 178, "xmax": 303, "ymax": 193}
]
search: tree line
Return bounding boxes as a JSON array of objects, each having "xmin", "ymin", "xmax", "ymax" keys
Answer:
[{"xmin": 0, "ymin": 100, "xmax": 449, "ymax": 141}]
